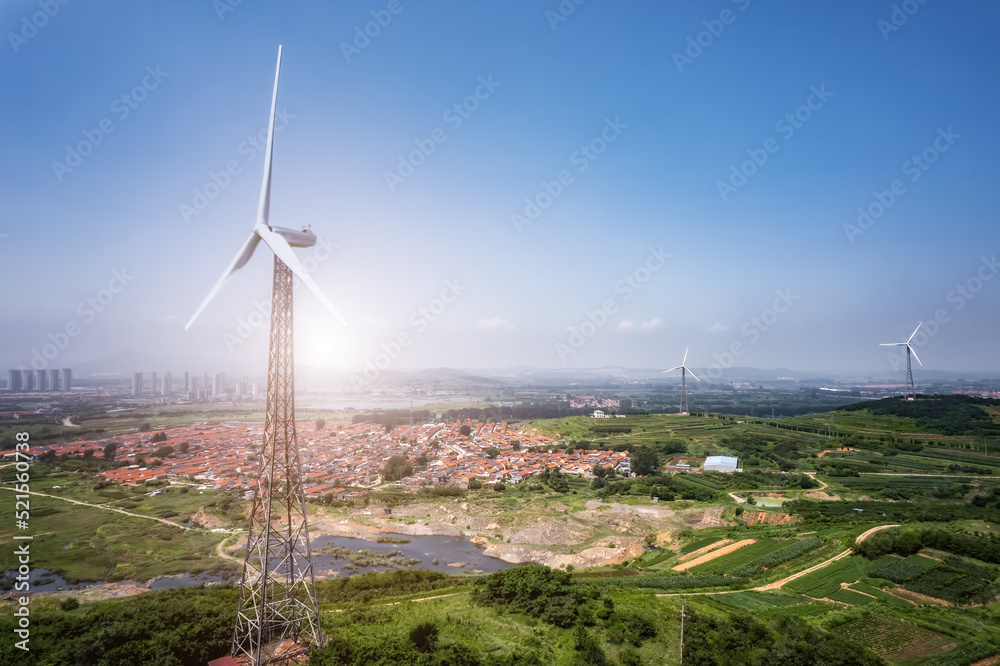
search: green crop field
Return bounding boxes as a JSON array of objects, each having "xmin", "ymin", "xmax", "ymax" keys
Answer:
[
  {"xmin": 711, "ymin": 591, "xmax": 810, "ymax": 612},
  {"xmin": 678, "ymin": 535, "xmax": 725, "ymax": 555},
  {"xmin": 688, "ymin": 538, "xmax": 789, "ymax": 575},
  {"xmin": 831, "ymin": 615, "xmax": 955, "ymax": 661},
  {"xmin": 785, "ymin": 556, "xmax": 871, "ymax": 597}
]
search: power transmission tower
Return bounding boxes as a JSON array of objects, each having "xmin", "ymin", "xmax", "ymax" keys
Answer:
[{"xmin": 232, "ymin": 259, "xmax": 323, "ymax": 664}]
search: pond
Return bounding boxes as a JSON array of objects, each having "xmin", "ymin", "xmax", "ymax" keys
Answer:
[{"xmin": 2, "ymin": 535, "xmax": 512, "ymax": 594}]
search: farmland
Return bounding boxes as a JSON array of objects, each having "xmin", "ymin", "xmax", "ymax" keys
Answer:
[
  {"xmin": 831, "ymin": 615, "xmax": 956, "ymax": 661},
  {"xmin": 4, "ymin": 394, "xmax": 1000, "ymax": 663}
]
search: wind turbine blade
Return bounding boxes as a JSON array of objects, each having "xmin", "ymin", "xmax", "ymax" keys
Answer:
[
  {"xmin": 256, "ymin": 45, "xmax": 282, "ymax": 228},
  {"xmin": 908, "ymin": 345, "xmax": 922, "ymax": 366},
  {"xmin": 879, "ymin": 343, "xmax": 905, "ymax": 347},
  {"xmin": 257, "ymin": 225, "xmax": 348, "ymax": 328},
  {"xmin": 664, "ymin": 366, "xmax": 683, "ymax": 373},
  {"xmin": 185, "ymin": 232, "xmax": 261, "ymax": 330},
  {"xmin": 686, "ymin": 367, "xmax": 701, "ymax": 382},
  {"xmin": 907, "ymin": 322, "xmax": 923, "ymax": 344},
  {"xmin": 682, "ymin": 346, "xmax": 689, "ymax": 365}
]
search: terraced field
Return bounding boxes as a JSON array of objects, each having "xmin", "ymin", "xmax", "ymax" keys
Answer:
[{"xmin": 832, "ymin": 615, "xmax": 956, "ymax": 661}]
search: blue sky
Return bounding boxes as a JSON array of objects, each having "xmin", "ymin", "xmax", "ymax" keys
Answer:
[{"xmin": 1, "ymin": 0, "xmax": 998, "ymax": 376}]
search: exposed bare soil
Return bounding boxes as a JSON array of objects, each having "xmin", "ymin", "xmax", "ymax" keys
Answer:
[{"xmin": 673, "ymin": 539, "xmax": 755, "ymax": 572}]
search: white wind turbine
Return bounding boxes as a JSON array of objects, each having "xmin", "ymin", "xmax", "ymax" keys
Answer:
[
  {"xmin": 185, "ymin": 45, "xmax": 347, "ymax": 331},
  {"xmin": 183, "ymin": 46, "xmax": 345, "ymax": 662},
  {"xmin": 664, "ymin": 346, "xmax": 699, "ymax": 415},
  {"xmin": 879, "ymin": 322, "xmax": 923, "ymax": 401}
]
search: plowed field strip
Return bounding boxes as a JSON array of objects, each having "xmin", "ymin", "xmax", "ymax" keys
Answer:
[{"xmin": 672, "ymin": 539, "xmax": 755, "ymax": 572}]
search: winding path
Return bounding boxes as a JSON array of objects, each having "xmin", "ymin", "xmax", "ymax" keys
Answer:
[
  {"xmin": 215, "ymin": 535, "xmax": 243, "ymax": 564},
  {"xmin": 0, "ymin": 486, "xmax": 240, "ymax": 535}
]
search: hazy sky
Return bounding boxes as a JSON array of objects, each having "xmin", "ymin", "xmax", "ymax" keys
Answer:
[{"xmin": 2, "ymin": 0, "xmax": 998, "ymax": 377}]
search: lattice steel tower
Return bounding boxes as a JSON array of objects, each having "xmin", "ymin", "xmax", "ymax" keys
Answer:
[
  {"xmin": 231, "ymin": 259, "xmax": 323, "ymax": 664},
  {"xmin": 185, "ymin": 46, "xmax": 349, "ymax": 665}
]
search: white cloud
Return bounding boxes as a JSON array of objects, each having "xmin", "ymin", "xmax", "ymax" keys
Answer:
[
  {"xmin": 619, "ymin": 318, "xmax": 662, "ymax": 331},
  {"xmin": 478, "ymin": 317, "xmax": 513, "ymax": 329},
  {"xmin": 707, "ymin": 322, "xmax": 730, "ymax": 333}
]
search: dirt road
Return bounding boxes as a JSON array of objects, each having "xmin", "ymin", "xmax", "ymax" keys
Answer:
[{"xmin": 0, "ymin": 486, "xmax": 240, "ymax": 535}]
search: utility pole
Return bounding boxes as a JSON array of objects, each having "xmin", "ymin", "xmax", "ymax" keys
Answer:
[{"xmin": 679, "ymin": 595, "xmax": 686, "ymax": 664}]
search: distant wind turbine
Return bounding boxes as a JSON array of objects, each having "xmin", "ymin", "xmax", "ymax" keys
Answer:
[
  {"xmin": 880, "ymin": 322, "xmax": 923, "ymax": 401},
  {"xmin": 664, "ymin": 346, "xmax": 699, "ymax": 415}
]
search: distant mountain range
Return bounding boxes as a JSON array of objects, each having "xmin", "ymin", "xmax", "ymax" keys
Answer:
[{"xmin": 54, "ymin": 351, "xmax": 1000, "ymax": 387}]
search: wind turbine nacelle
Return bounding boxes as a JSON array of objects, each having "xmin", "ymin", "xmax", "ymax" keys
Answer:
[{"xmin": 271, "ymin": 226, "xmax": 316, "ymax": 248}]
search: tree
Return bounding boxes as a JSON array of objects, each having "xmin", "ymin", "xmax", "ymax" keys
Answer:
[
  {"xmin": 103, "ymin": 443, "xmax": 117, "ymax": 461},
  {"xmin": 484, "ymin": 447, "xmax": 500, "ymax": 459},
  {"xmin": 593, "ymin": 464, "xmax": 608, "ymax": 479},
  {"xmin": 630, "ymin": 446, "xmax": 659, "ymax": 476},
  {"xmin": 152, "ymin": 445, "xmax": 174, "ymax": 459},
  {"xmin": 381, "ymin": 455, "xmax": 414, "ymax": 482},
  {"xmin": 460, "ymin": 425, "xmax": 472, "ymax": 437},
  {"xmin": 150, "ymin": 432, "xmax": 168, "ymax": 443},
  {"xmin": 315, "ymin": 418, "xmax": 326, "ymax": 431},
  {"xmin": 179, "ymin": 441, "xmax": 190, "ymax": 454}
]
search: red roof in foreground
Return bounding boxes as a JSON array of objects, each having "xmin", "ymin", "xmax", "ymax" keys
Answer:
[{"xmin": 207, "ymin": 657, "xmax": 239, "ymax": 666}]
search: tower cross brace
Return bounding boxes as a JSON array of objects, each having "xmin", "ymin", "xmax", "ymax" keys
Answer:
[{"xmin": 232, "ymin": 258, "xmax": 323, "ymax": 664}]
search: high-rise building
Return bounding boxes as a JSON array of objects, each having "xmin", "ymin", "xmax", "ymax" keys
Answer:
[
  {"xmin": 49, "ymin": 369, "xmax": 60, "ymax": 392},
  {"xmin": 203, "ymin": 373, "xmax": 210, "ymax": 395},
  {"xmin": 8, "ymin": 370, "xmax": 22, "ymax": 392},
  {"xmin": 213, "ymin": 372, "xmax": 226, "ymax": 396},
  {"xmin": 35, "ymin": 369, "xmax": 47, "ymax": 392},
  {"xmin": 150, "ymin": 372, "xmax": 157, "ymax": 397},
  {"xmin": 62, "ymin": 368, "xmax": 71, "ymax": 393},
  {"xmin": 132, "ymin": 372, "xmax": 143, "ymax": 396},
  {"xmin": 183, "ymin": 371, "xmax": 190, "ymax": 393},
  {"xmin": 22, "ymin": 369, "xmax": 34, "ymax": 392},
  {"xmin": 162, "ymin": 372, "xmax": 172, "ymax": 397}
]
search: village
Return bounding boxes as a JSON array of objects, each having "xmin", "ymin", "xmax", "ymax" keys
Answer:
[{"xmin": 28, "ymin": 419, "xmax": 635, "ymax": 499}]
